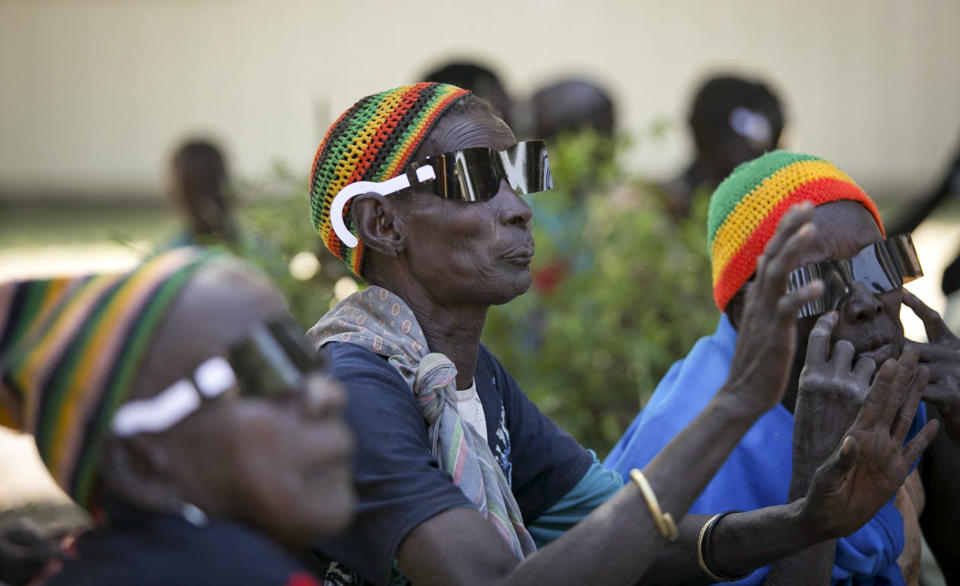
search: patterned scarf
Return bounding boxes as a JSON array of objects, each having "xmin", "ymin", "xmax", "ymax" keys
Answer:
[{"xmin": 309, "ymin": 285, "xmax": 536, "ymax": 560}]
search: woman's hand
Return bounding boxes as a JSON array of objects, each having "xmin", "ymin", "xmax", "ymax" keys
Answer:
[
  {"xmin": 902, "ymin": 289, "xmax": 960, "ymax": 443},
  {"xmin": 723, "ymin": 203, "xmax": 824, "ymax": 414},
  {"xmin": 791, "ymin": 311, "xmax": 877, "ymax": 493},
  {"xmin": 800, "ymin": 348, "xmax": 939, "ymax": 538}
]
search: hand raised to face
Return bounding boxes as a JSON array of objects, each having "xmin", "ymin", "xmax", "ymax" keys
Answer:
[
  {"xmin": 723, "ymin": 203, "xmax": 825, "ymax": 414},
  {"xmin": 793, "ymin": 311, "xmax": 878, "ymax": 476},
  {"xmin": 801, "ymin": 348, "xmax": 939, "ymax": 538},
  {"xmin": 902, "ymin": 289, "xmax": 960, "ymax": 444}
]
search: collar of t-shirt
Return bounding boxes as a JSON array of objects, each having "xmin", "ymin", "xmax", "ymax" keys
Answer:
[{"xmin": 454, "ymin": 379, "xmax": 488, "ymax": 444}]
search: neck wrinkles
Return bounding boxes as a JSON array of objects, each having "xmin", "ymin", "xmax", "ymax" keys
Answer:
[{"xmin": 370, "ymin": 276, "xmax": 487, "ymax": 390}]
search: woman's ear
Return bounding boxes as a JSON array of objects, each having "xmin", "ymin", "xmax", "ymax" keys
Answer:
[
  {"xmin": 97, "ymin": 436, "xmax": 180, "ymax": 511},
  {"xmin": 351, "ymin": 193, "xmax": 405, "ymax": 257}
]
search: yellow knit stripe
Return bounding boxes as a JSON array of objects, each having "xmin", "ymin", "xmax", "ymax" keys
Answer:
[
  {"xmin": 49, "ymin": 248, "xmax": 196, "ymax": 477},
  {"xmin": 326, "ymin": 91, "xmax": 408, "ymax": 206},
  {"xmin": 19, "ymin": 274, "xmax": 122, "ymax": 429},
  {"xmin": 710, "ymin": 160, "xmax": 854, "ymax": 284}
]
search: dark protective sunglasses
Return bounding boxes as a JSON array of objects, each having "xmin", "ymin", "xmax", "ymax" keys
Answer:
[
  {"xmin": 112, "ymin": 318, "xmax": 324, "ymax": 437},
  {"xmin": 787, "ymin": 234, "xmax": 924, "ymax": 318},
  {"xmin": 330, "ymin": 140, "xmax": 553, "ymax": 248}
]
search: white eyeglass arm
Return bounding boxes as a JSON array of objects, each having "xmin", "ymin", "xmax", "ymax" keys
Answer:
[
  {"xmin": 111, "ymin": 356, "xmax": 236, "ymax": 438},
  {"xmin": 330, "ymin": 165, "xmax": 436, "ymax": 248}
]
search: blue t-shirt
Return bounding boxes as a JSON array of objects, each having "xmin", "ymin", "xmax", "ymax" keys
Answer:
[{"xmin": 315, "ymin": 342, "xmax": 594, "ymax": 586}]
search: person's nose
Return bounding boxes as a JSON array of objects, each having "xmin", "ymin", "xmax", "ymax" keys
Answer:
[
  {"xmin": 840, "ymin": 282, "xmax": 884, "ymax": 323},
  {"xmin": 300, "ymin": 374, "xmax": 347, "ymax": 420},
  {"xmin": 496, "ymin": 180, "xmax": 532, "ymax": 229}
]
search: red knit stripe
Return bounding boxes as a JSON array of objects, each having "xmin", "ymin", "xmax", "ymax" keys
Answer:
[{"xmin": 714, "ymin": 178, "xmax": 884, "ymax": 310}]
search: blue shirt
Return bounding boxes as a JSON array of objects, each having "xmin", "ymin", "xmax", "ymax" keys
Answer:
[{"xmin": 605, "ymin": 315, "xmax": 926, "ymax": 586}]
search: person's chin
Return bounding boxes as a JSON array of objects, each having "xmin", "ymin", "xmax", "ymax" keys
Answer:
[{"xmin": 493, "ymin": 273, "xmax": 532, "ymax": 305}]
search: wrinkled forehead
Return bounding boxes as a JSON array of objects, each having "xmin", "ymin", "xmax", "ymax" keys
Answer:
[
  {"xmin": 420, "ymin": 109, "xmax": 517, "ymax": 159},
  {"xmin": 801, "ymin": 201, "xmax": 885, "ymax": 266}
]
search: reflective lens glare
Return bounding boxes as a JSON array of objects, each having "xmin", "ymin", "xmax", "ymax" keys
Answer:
[
  {"xmin": 331, "ymin": 140, "xmax": 553, "ymax": 248},
  {"xmin": 410, "ymin": 140, "xmax": 553, "ymax": 201},
  {"xmin": 229, "ymin": 317, "xmax": 324, "ymax": 398},
  {"xmin": 788, "ymin": 234, "xmax": 923, "ymax": 318}
]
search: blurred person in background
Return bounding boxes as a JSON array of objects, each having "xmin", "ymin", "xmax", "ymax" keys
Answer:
[
  {"xmin": 303, "ymin": 82, "xmax": 934, "ymax": 586},
  {"xmin": 888, "ymin": 134, "xmax": 960, "ymax": 333},
  {"xmin": 165, "ymin": 139, "xmax": 239, "ymax": 248},
  {"xmin": 422, "ymin": 61, "xmax": 514, "ymax": 129},
  {"xmin": 0, "ymin": 248, "xmax": 354, "ymax": 585},
  {"xmin": 525, "ymin": 77, "xmax": 617, "ymax": 297},
  {"xmin": 530, "ymin": 77, "xmax": 616, "ymax": 143},
  {"xmin": 664, "ymin": 74, "xmax": 785, "ymax": 218},
  {"xmin": 607, "ymin": 151, "xmax": 960, "ymax": 585}
]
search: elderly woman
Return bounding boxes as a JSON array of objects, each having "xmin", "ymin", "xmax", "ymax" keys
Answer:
[
  {"xmin": 0, "ymin": 249, "xmax": 354, "ymax": 585},
  {"xmin": 305, "ymin": 83, "xmax": 934, "ymax": 586}
]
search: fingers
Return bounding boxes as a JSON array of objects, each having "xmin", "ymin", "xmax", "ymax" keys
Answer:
[
  {"xmin": 892, "ymin": 366, "xmax": 928, "ymax": 443},
  {"xmin": 805, "ymin": 311, "xmax": 839, "ymax": 367},
  {"xmin": 901, "ymin": 419, "xmax": 940, "ymax": 467},
  {"xmin": 923, "ymin": 380, "xmax": 959, "ymax": 404},
  {"xmin": 853, "ymin": 356, "xmax": 877, "ymax": 385},
  {"xmin": 818, "ymin": 435, "xmax": 859, "ymax": 485},
  {"xmin": 777, "ymin": 281, "xmax": 824, "ymax": 325},
  {"xmin": 857, "ymin": 358, "xmax": 899, "ymax": 428},
  {"xmin": 762, "ymin": 202, "xmax": 815, "ymax": 261},
  {"xmin": 902, "ymin": 289, "xmax": 956, "ymax": 343},
  {"xmin": 761, "ymin": 223, "xmax": 818, "ymax": 303},
  {"xmin": 879, "ymin": 358, "xmax": 914, "ymax": 427},
  {"xmin": 831, "ymin": 340, "xmax": 856, "ymax": 370},
  {"xmin": 904, "ymin": 340, "xmax": 960, "ymax": 364}
]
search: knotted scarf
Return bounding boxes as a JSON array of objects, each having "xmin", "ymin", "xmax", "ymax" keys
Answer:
[{"xmin": 309, "ymin": 285, "xmax": 536, "ymax": 560}]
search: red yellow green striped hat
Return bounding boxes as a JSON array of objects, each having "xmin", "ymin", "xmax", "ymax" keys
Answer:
[
  {"xmin": 707, "ymin": 150, "xmax": 884, "ymax": 312},
  {"xmin": 0, "ymin": 247, "xmax": 217, "ymax": 507},
  {"xmin": 309, "ymin": 83, "xmax": 471, "ymax": 276}
]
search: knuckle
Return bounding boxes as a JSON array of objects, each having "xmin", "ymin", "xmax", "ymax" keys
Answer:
[{"xmin": 834, "ymin": 340, "xmax": 855, "ymax": 355}]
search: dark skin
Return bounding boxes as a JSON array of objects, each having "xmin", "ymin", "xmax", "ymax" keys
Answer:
[
  {"xmin": 98, "ymin": 260, "xmax": 355, "ymax": 549},
  {"xmin": 727, "ymin": 201, "xmax": 953, "ymax": 583},
  {"xmin": 900, "ymin": 289, "xmax": 960, "ymax": 583},
  {"xmin": 349, "ymin": 108, "xmax": 934, "ymax": 585}
]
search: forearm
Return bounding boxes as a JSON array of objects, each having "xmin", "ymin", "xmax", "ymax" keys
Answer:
[
  {"xmin": 506, "ymin": 389, "xmax": 762, "ymax": 585},
  {"xmin": 639, "ymin": 502, "xmax": 831, "ymax": 585},
  {"xmin": 764, "ymin": 541, "xmax": 835, "ymax": 586}
]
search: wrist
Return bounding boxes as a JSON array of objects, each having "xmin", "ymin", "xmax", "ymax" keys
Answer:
[
  {"xmin": 713, "ymin": 384, "xmax": 770, "ymax": 424},
  {"xmin": 792, "ymin": 496, "xmax": 835, "ymax": 541}
]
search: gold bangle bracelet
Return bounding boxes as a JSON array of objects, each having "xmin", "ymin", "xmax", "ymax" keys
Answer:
[
  {"xmin": 629, "ymin": 469, "xmax": 678, "ymax": 541},
  {"xmin": 697, "ymin": 513, "xmax": 727, "ymax": 582}
]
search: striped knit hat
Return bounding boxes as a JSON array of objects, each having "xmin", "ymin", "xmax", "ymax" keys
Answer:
[
  {"xmin": 708, "ymin": 151, "xmax": 884, "ymax": 312},
  {"xmin": 309, "ymin": 83, "xmax": 471, "ymax": 276},
  {"xmin": 0, "ymin": 247, "xmax": 217, "ymax": 507}
]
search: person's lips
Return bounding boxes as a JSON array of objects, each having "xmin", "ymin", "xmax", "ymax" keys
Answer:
[
  {"xmin": 855, "ymin": 336, "xmax": 897, "ymax": 365},
  {"xmin": 503, "ymin": 246, "xmax": 535, "ymax": 266}
]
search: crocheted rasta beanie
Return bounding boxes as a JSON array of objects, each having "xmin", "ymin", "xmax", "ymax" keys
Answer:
[
  {"xmin": 309, "ymin": 83, "xmax": 471, "ymax": 276},
  {"xmin": 0, "ymin": 247, "xmax": 217, "ymax": 507},
  {"xmin": 707, "ymin": 150, "xmax": 884, "ymax": 312}
]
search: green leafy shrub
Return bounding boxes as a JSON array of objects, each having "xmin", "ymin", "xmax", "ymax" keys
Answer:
[
  {"xmin": 236, "ymin": 162, "xmax": 356, "ymax": 329},
  {"xmin": 482, "ymin": 133, "xmax": 717, "ymax": 456}
]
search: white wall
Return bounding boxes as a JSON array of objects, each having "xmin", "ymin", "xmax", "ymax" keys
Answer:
[{"xmin": 1, "ymin": 0, "xmax": 958, "ymax": 201}]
